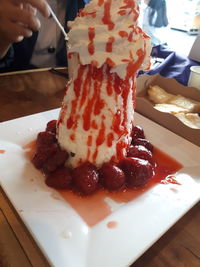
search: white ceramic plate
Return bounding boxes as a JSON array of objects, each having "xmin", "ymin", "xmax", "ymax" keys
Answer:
[{"xmin": 0, "ymin": 109, "xmax": 200, "ymax": 267}]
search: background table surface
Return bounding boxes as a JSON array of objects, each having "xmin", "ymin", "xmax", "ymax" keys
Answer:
[{"xmin": 0, "ymin": 69, "xmax": 199, "ymax": 267}]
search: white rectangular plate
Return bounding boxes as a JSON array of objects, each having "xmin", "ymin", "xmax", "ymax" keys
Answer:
[{"xmin": 0, "ymin": 109, "xmax": 200, "ymax": 267}]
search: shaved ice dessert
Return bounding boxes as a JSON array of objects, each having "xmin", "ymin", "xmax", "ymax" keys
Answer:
[
  {"xmin": 58, "ymin": 0, "xmax": 151, "ymax": 167},
  {"xmin": 32, "ymin": 0, "xmax": 154, "ymax": 195}
]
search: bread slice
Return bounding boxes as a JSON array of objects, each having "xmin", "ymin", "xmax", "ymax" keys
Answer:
[
  {"xmin": 148, "ymin": 85, "xmax": 174, "ymax": 104},
  {"xmin": 148, "ymin": 85, "xmax": 200, "ymax": 113},
  {"xmin": 175, "ymin": 113, "xmax": 200, "ymax": 129},
  {"xmin": 154, "ymin": 103, "xmax": 188, "ymax": 114},
  {"xmin": 168, "ymin": 95, "xmax": 200, "ymax": 113}
]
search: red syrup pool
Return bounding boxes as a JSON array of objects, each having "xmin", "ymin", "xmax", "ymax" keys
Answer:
[
  {"xmin": 59, "ymin": 147, "xmax": 183, "ymax": 226},
  {"xmin": 107, "ymin": 221, "xmax": 118, "ymax": 229},
  {"xmin": 24, "ymin": 142, "xmax": 183, "ymax": 227}
]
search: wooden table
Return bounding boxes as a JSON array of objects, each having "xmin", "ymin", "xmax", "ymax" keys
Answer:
[
  {"xmin": 0, "ymin": 69, "xmax": 199, "ymax": 267},
  {"xmin": 0, "ymin": 68, "xmax": 67, "ymax": 123}
]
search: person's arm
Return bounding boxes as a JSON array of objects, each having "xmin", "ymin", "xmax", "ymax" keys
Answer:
[
  {"xmin": 0, "ymin": 0, "xmax": 50, "ymax": 60},
  {"xmin": 0, "ymin": 41, "xmax": 11, "ymax": 61}
]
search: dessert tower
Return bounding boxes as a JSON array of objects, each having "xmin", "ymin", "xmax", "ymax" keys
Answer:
[{"xmin": 57, "ymin": 0, "xmax": 151, "ymax": 168}]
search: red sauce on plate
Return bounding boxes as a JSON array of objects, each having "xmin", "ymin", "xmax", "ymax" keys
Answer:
[
  {"xmin": 59, "ymin": 147, "xmax": 183, "ymax": 227},
  {"xmin": 24, "ymin": 142, "xmax": 183, "ymax": 227},
  {"xmin": 107, "ymin": 221, "xmax": 118, "ymax": 229}
]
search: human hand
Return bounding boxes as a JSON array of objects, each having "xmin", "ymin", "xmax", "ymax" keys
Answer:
[{"xmin": 0, "ymin": 0, "xmax": 50, "ymax": 59}]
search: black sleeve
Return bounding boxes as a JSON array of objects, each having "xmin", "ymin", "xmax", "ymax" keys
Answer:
[
  {"xmin": 0, "ymin": 31, "xmax": 38, "ymax": 73},
  {"xmin": 0, "ymin": 47, "xmax": 15, "ymax": 73},
  {"xmin": 66, "ymin": 0, "xmax": 86, "ymax": 22}
]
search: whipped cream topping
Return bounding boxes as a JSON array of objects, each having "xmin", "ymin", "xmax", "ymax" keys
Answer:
[{"xmin": 68, "ymin": 0, "xmax": 151, "ymax": 80}]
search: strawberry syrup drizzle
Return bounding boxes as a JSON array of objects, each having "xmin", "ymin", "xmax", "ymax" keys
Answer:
[
  {"xmin": 118, "ymin": 31, "xmax": 128, "ymax": 38},
  {"xmin": 90, "ymin": 67, "xmax": 106, "ymax": 160},
  {"xmin": 128, "ymin": 27, "xmax": 134, "ymax": 42},
  {"xmin": 132, "ymin": 81, "xmax": 136, "ymax": 108},
  {"xmin": 91, "ymin": 120, "xmax": 98, "ymax": 129},
  {"xmin": 122, "ymin": 48, "xmax": 146, "ymax": 80},
  {"xmin": 106, "ymin": 71, "xmax": 113, "ymax": 96},
  {"xmin": 79, "ymin": 65, "xmax": 92, "ymax": 109},
  {"xmin": 58, "ymin": 148, "xmax": 183, "ymax": 227},
  {"xmin": 106, "ymin": 57, "xmax": 116, "ymax": 67},
  {"xmin": 70, "ymin": 134, "xmax": 75, "ymax": 141},
  {"xmin": 78, "ymin": 10, "xmax": 97, "ymax": 18},
  {"xmin": 116, "ymin": 141, "xmax": 128, "ymax": 160},
  {"xmin": 119, "ymin": 0, "xmax": 139, "ymax": 21},
  {"xmin": 88, "ymin": 27, "xmax": 95, "ymax": 55},
  {"xmin": 106, "ymin": 36, "xmax": 115, "ymax": 52},
  {"xmin": 65, "ymin": 64, "xmax": 106, "ymax": 162},
  {"xmin": 67, "ymin": 66, "xmax": 85, "ymax": 130},
  {"xmin": 111, "ymin": 73, "xmax": 135, "ymax": 161},
  {"xmin": 93, "ymin": 67, "xmax": 105, "ymax": 115},
  {"xmin": 112, "ymin": 110, "xmax": 122, "ymax": 135},
  {"xmin": 57, "ymin": 103, "xmax": 67, "ymax": 128},
  {"xmin": 96, "ymin": 119, "xmax": 106, "ymax": 146},
  {"xmin": 98, "ymin": 0, "xmax": 104, "ymax": 6},
  {"xmin": 102, "ymin": 0, "xmax": 114, "ymax": 30},
  {"xmin": 87, "ymin": 135, "xmax": 93, "ymax": 147},
  {"xmin": 107, "ymin": 132, "xmax": 114, "ymax": 147},
  {"xmin": 64, "ymin": 62, "xmax": 134, "ymax": 164},
  {"xmin": 86, "ymin": 137, "xmax": 92, "ymax": 161},
  {"xmin": 82, "ymin": 68, "xmax": 99, "ymax": 131},
  {"xmin": 114, "ymin": 74, "xmax": 122, "ymax": 94},
  {"xmin": 93, "ymin": 118, "xmax": 106, "ymax": 161}
]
